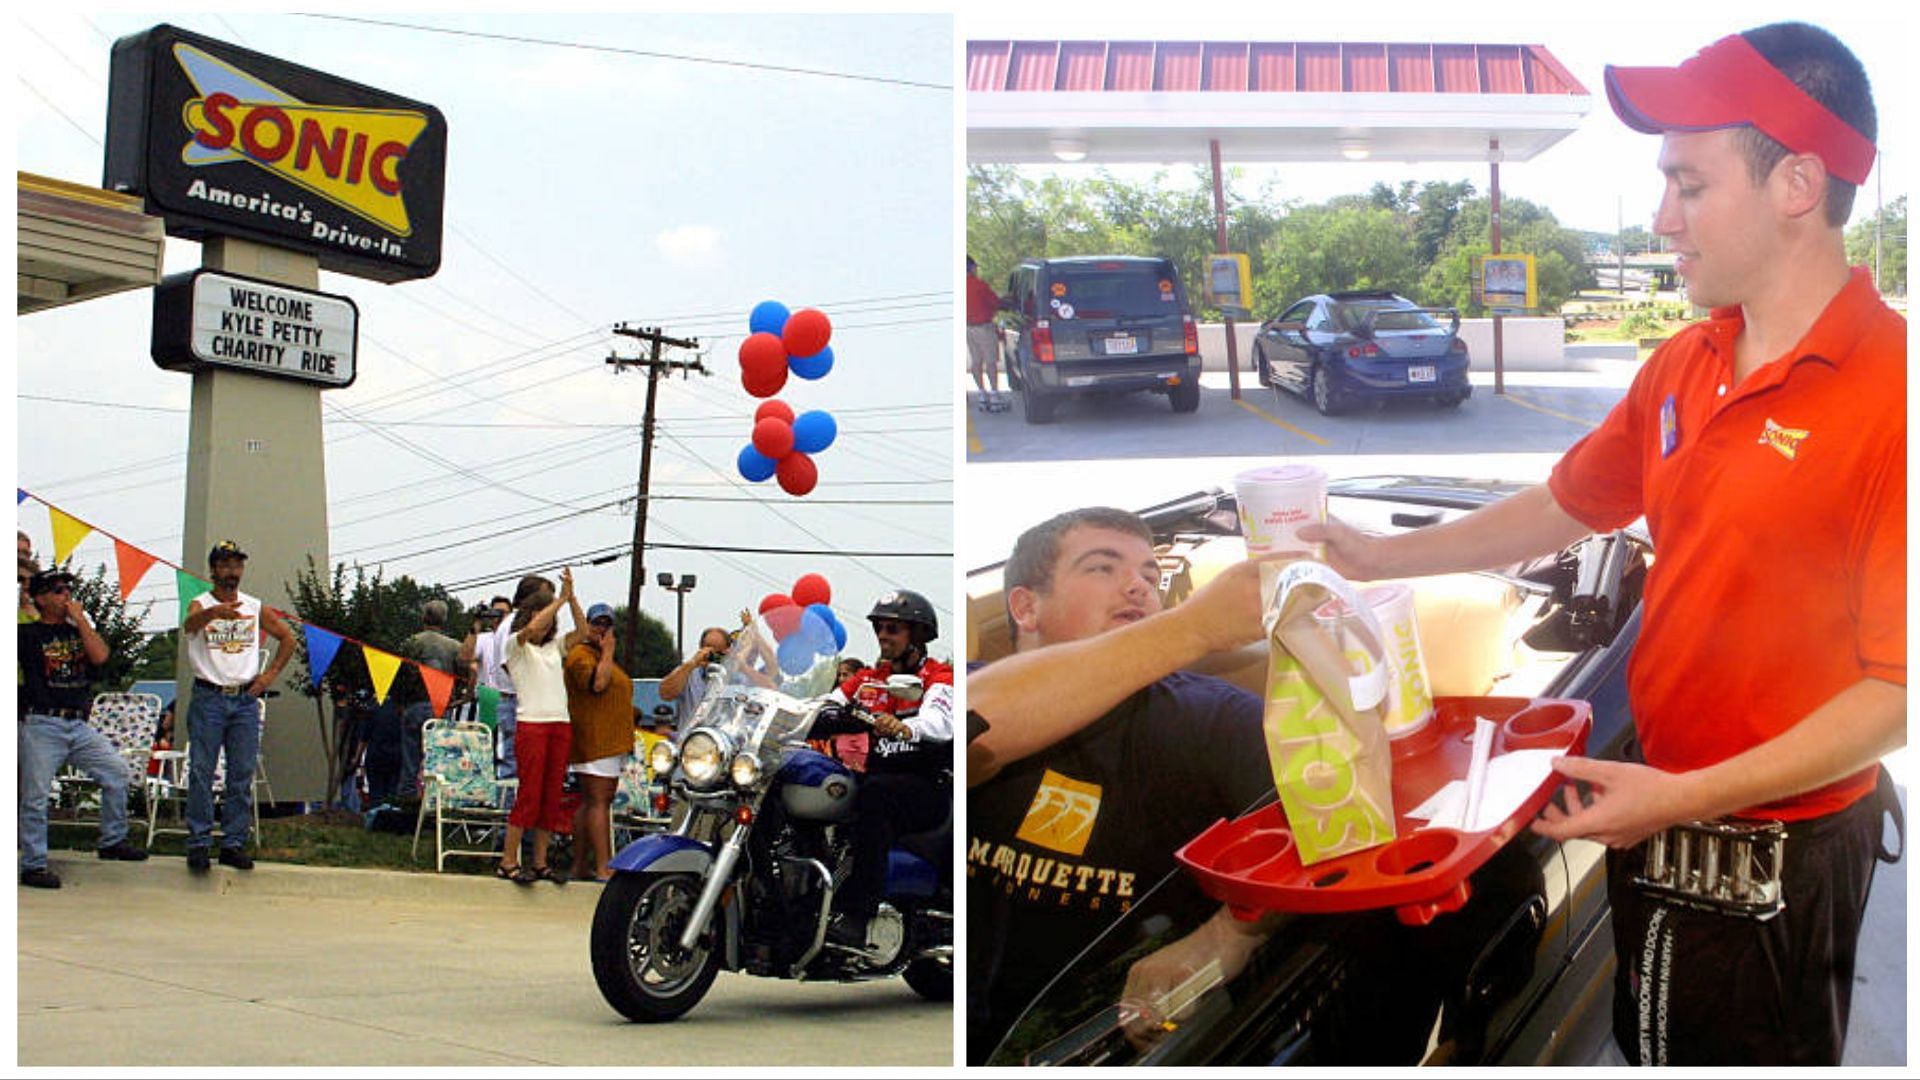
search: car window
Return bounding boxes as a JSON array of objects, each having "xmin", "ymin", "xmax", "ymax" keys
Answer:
[
  {"xmin": 1279, "ymin": 300, "xmax": 1316, "ymax": 325},
  {"xmin": 1046, "ymin": 264, "xmax": 1180, "ymax": 319},
  {"xmin": 1332, "ymin": 301, "xmax": 1440, "ymax": 333},
  {"xmin": 1305, "ymin": 302, "xmax": 1336, "ymax": 333}
]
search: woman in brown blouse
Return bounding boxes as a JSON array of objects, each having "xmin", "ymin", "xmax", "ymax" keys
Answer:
[{"xmin": 563, "ymin": 601, "xmax": 638, "ymax": 882}]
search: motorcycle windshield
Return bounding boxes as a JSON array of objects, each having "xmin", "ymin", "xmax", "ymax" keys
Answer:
[{"xmin": 689, "ymin": 605, "xmax": 843, "ymax": 751}]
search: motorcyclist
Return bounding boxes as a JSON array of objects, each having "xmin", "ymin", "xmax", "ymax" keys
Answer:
[{"xmin": 810, "ymin": 589, "xmax": 955, "ymax": 947}]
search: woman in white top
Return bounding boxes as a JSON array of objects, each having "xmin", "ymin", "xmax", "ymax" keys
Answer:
[{"xmin": 497, "ymin": 567, "xmax": 585, "ymax": 884}]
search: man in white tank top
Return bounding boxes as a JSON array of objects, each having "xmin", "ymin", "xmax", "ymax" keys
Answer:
[{"xmin": 181, "ymin": 540, "xmax": 296, "ymax": 872}]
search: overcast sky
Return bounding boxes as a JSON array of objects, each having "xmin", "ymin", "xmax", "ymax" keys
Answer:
[{"xmin": 15, "ymin": 12, "xmax": 956, "ymax": 663}]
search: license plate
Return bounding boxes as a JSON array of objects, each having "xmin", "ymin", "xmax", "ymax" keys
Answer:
[
  {"xmin": 1408, "ymin": 365, "xmax": 1436, "ymax": 383},
  {"xmin": 1066, "ymin": 376, "xmax": 1095, "ymax": 387},
  {"xmin": 1105, "ymin": 335, "xmax": 1138, "ymax": 356}
]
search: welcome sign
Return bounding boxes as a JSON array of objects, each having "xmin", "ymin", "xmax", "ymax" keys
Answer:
[{"xmin": 104, "ymin": 24, "xmax": 446, "ymax": 283}]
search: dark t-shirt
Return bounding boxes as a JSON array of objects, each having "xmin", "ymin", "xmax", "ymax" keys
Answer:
[
  {"xmin": 966, "ymin": 670, "xmax": 1276, "ymax": 1061},
  {"xmin": 19, "ymin": 621, "xmax": 96, "ymax": 714}
]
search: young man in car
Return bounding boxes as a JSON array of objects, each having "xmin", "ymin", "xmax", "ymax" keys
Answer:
[
  {"xmin": 1303, "ymin": 23, "xmax": 1901, "ymax": 1065},
  {"xmin": 965, "ymin": 508, "xmax": 1281, "ymax": 1063}
]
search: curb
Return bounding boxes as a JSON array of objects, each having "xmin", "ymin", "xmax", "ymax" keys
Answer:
[{"xmin": 40, "ymin": 851, "xmax": 604, "ymax": 910}]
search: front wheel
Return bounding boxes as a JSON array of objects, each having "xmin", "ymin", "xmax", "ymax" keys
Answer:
[
  {"xmin": 904, "ymin": 956, "xmax": 952, "ymax": 1001},
  {"xmin": 591, "ymin": 871, "xmax": 722, "ymax": 1022}
]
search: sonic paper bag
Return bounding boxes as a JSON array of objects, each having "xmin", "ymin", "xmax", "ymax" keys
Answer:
[{"xmin": 1262, "ymin": 560, "xmax": 1396, "ymax": 866}]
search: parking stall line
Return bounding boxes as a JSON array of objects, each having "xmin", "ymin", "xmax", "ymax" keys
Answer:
[
  {"xmin": 1232, "ymin": 398, "xmax": 1331, "ymax": 446},
  {"xmin": 967, "ymin": 412, "xmax": 984, "ymax": 455},
  {"xmin": 1499, "ymin": 390, "xmax": 1603, "ymax": 430}
]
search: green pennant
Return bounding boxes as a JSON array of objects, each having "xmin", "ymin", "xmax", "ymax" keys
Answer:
[{"xmin": 176, "ymin": 569, "xmax": 214, "ymax": 624}]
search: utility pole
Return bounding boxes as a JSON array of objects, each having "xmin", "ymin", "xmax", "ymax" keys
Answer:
[{"xmin": 607, "ymin": 324, "xmax": 704, "ymax": 665}]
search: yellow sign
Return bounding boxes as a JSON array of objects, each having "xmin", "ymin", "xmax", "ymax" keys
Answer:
[
  {"xmin": 175, "ymin": 43, "xmax": 429, "ymax": 237},
  {"xmin": 1209, "ymin": 253, "xmax": 1253, "ymax": 316},
  {"xmin": 1480, "ymin": 254, "xmax": 1536, "ymax": 312}
]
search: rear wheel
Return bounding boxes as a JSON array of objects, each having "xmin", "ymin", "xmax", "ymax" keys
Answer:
[
  {"xmin": 1311, "ymin": 365, "xmax": 1346, "ymax": 416},
  {"xmin": 904, "ymin": 956, "xmax": 952, "ymax": 1001},
  {"xmin": 1168, "ymin": 380, "xmax": 1200, "ymax": 413},
  {"xmin": 590, "ymin": 871, "xmax": 721, "ymax": 1022},
  {"xmin": 1437, "ymin": 391, "xmax": 1469, "ymax": 409},
  {"xmin": 1020, "ymin": 386, "xmax": 1058, "ymax": 424}
]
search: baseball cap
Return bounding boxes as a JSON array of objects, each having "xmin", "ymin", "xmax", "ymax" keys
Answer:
[
  {"xmin": 586, "ymin": 603, "xmax": 616, "ymax": 623},
  {"xmin": 208, "ymin": 539, "xmax": 248, "ymax": 564},
  {"xmin": 1604, "ymin": 32, "xmax": 1876, "ymax": 185},
  {"xmin": 28, "ymin": 568, "xmax": 78, "ymax": 596}
]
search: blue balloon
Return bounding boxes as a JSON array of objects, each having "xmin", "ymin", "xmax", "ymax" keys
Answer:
[
  {"xmin": 777, "ymin": 608, "xmax": 837, "ymax": 674},
  {"xmin": 791, "ymin": 410, "xmax": 838, "ymax": 454},
  {"xmin": 737, "ymin": 444, "xmax": 777, "ymax": 482},
  {"xmin": 827, "ymin": 611, "xmax": 849, "ymax": 652},
  {"xmin": 749, "ymin": 300, "xmax": 790, "ymax": 337},
  {"xmin": 789, "ymin": 345, "xmax": 834, "ymax": 381},
  {"xmin": 776, "ymin": 634, "xmax": 816, "ymax": 676}
]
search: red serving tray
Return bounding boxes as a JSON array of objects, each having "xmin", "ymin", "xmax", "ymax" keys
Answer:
[{"xmin": 1175, "ymin": 696, "xmax": 1590, "ymax": 926}]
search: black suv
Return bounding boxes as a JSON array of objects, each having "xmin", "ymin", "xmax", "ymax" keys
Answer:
[{"xmin": 1001, "ymin": 256, "xmax": 1202, "ymax": 424}]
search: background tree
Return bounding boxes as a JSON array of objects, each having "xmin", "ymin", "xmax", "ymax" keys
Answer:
[
  {"xmin": 1846, "ymin": 194, "xmax": 1906, "ymax": 295},
  {"xmin": 59, "ymin": 561, "xmax": 152, "ymax": 692},
  {"xmin": 285, "ymin": 559, "xmax": 461, "ymax": 807},
  {"xmin": 607, "ymin": 604, "xmax": 678, "ymax": 678},
  {"xmin": 127, "ymin": 628, "xmax": 178, "ymax": 683}
]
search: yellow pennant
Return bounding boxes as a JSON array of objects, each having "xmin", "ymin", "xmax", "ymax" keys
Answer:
[
  {"xmin": 47, "ymin": 507, "xmax": 94, "ymax": 564},
  {"xmin": 364, "ymin": 648, "xmax": 404, "ymax": 705}
]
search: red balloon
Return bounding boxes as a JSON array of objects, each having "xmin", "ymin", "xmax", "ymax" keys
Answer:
[
  {"xmin": 791, "ymin": 573, "xmax": 832, "ymax": 608},
  {"xmin": 759, "ymin": 592, "xmax": 793, "ymax": 615},
  {"xmin": 739, "ymin": 333, "xmax": 789, "ymax": 398},
  {"xmin": 776, "ymin": 452, "xmax": 818, "ymax": 497},
  {"xmin": 782, "ymin": 309, "xmax": 832, "ymax": 359},
  {"xmin": 752, "ymin": 417, "xmax": 795, "ymax": 459},
  {"xmin": 764, "ymin": 604, "xmax": 804, "ymax": 641},
  {"xmin": 755, "ymin": 399, "xmax": 795, "ymax": 425}
]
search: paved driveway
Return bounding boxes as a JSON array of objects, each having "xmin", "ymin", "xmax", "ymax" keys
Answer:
[{"xmin": 17, "ymin": 857, "xmax": 952, "ymax": 1067}]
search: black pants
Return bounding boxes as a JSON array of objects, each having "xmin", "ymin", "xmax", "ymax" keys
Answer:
[
  {"xmin": 839, "ymin": 770, "xmax": 949, "ymax": 914},
  {"xmin": 1605, "ymin": 791, "xmax": 1887, "ymax": 1065}
]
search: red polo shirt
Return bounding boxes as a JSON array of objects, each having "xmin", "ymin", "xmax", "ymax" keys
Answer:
[
  {"xmin": 1548, "ymin": 268, "xmax": 1905, "ymax": 821},
  {"xmin": 966, "ymin": 274, "xmax": 1001, "ymax": 326}
]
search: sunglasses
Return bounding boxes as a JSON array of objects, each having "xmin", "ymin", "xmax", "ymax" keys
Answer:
[
  {"xmin": 872, "ymin": 619, "xmax": 910, "ymax": 635},
  {"xmin": 40, "ymin": 585, "xmax": 71, "ymax": 595}
]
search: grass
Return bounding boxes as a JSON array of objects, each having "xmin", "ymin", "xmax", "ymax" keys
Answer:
[{"xmin": 44, "ymin": 800, "xmax": 511, "ymax": 876}]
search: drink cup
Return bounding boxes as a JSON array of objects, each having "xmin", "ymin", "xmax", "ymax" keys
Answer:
[{"xmin": 1234, "ymin": 464, "xmax": 1327, "ymax": 560}]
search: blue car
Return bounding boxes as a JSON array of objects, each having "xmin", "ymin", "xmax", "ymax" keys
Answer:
[{"xmin": 1254, "ymin": 291, "xmax": 1472, "ymax": 415}]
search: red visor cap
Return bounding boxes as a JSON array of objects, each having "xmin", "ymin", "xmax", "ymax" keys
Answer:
[{"xmin": 1604, "ymin": 33, "xmax": 1875, "ymax": 185}]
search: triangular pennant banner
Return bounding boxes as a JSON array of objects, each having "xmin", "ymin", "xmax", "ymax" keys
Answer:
[
  {"xmin": 16, "ymin": 490, "xmax": 26, "ymax": 504},
  {"xmin": 176, "ymin": 570, "xmax": 214, "ymax": 624},
  {"xmin": 48, "ymin": 507, "xmax": 93, "ymax": 564},
  {"xmin": 419, "ymin": 666, "xmax": 455, "ymax": 718},
  {"xmin": 301, "ymin": 624, "xmax": 345, "ymax": 690},
  {"xmin": 364, "ymin": 648, "xmax": 403, "ymax": 705},
  {"xmin": 114, "ymin": 540, "xmax": 160, "ymax": 603},
  {"xmin": 474, "ymin": 685, "xmax": 501, "ymax": 730}
]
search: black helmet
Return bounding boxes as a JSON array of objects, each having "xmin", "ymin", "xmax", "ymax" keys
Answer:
[{"xmin": 868, "ymin": 589, "xmax": 938, "ymax": 644}]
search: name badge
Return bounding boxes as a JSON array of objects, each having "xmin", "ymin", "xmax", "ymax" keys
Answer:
[{"xmin": 1660, "ymin": 394, "xmax": 1680, "ymax": 458}]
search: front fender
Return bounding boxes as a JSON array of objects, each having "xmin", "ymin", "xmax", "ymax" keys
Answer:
[{"xmin": 608, "ymin": 833, "xmax": 714, "ymax": 875}]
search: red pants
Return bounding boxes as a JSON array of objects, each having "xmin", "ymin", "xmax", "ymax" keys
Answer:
[{"xmin": 508, "ymin": 721, "xmax": 572, "ymax": 833}]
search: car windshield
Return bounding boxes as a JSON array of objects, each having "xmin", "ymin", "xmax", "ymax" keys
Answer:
[
  {"xmin": 1331, "ymin": 302, "xmax": 1440, "ymax": 334},
  {"xmin": 1049, "ymin": 265, "xmax": 1179, "ymax": 319}
]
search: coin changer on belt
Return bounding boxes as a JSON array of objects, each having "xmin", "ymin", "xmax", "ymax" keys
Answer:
[{"xmin": 1633, "ymin": 818, "xmax": 1787, "ymax": 920}]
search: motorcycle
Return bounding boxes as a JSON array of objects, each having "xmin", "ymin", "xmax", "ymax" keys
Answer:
[{"xmin": 589, "ymin": 606, "xmax": 953, "ymax": 1021}]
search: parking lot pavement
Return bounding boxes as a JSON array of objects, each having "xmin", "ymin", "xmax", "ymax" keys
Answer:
[
  {"xmin": 966, "ymin": 366, "xmax": 1634, "ymax": 464},
  {"xmin": 16, "ymin": 856, "xmax": 952, "ymax": 1067}
]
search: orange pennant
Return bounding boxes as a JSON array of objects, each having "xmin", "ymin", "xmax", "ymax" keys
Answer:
[
  {"xmin": 418, "ymin": 666, "xmax": 455, "ymax": 719},
  {"xmin": 48, "ymin": 507, "xmax": 93, "ymax": 564},
  {"xmin": 114, "ymin": 539, "xmax": 159, "ymax": 602}
]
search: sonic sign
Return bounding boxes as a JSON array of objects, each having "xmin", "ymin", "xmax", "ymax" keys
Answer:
[{"xmin": 104, "ymin": 24, "xmax": 445, "ymax": 283}]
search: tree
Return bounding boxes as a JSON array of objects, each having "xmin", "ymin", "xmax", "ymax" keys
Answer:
[
  {"xmin": 607, "ymin": 604, "xmax": 678, "ymax": 678},
  {"xmin": 127, "ymin": 629, "xmax": 178, "ymax": 683},
  {"xmin": 285, "ymin": 558, "xmax": 462, "ymax": 807},
  {"xmin": 1846, "ymin": 195, "xmax": 1906, "ymax": 296},
  {"xmin": 58, "ymin": 562, "xmax": 153, "ymax": 692}
]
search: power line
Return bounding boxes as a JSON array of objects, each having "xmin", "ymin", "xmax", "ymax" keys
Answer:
[{"xmin": 295, "ymin": 14, "xmax": 953, "ymax": 92}]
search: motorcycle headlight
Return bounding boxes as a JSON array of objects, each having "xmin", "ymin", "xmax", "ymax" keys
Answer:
[
  {"xmin": 730, "ymin": 753, "xmax": 761, "ymax": 789},
  {"xmin": 680, "ymin": 730, "xmax": 726, "ymax": 788},
  {"xmin": 648, "ymin": 738, "xmax": 677, "ymax": 777}
]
